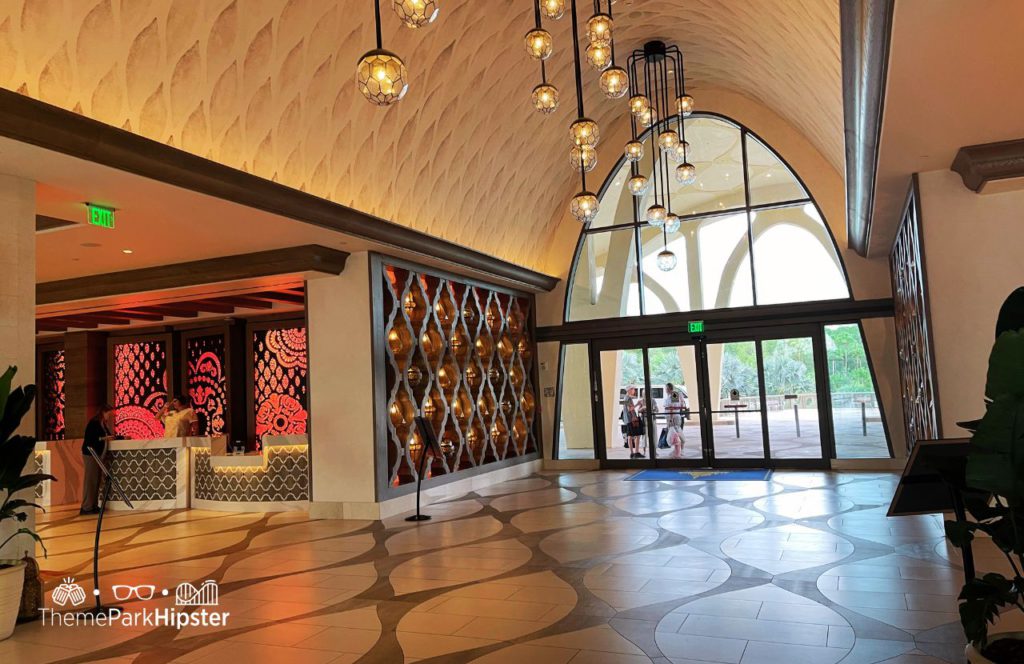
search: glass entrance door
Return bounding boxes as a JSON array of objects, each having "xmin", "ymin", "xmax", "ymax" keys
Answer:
[{"xmin": 595, "ymin": 342, "xmax": 708, "ymax": 466}]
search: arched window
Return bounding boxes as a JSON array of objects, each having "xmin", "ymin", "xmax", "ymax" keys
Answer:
[{"xmin": 565, "ymin": 114, "xmax": 851, "ymax": 322}]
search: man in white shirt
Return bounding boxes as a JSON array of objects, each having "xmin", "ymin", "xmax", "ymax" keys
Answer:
[{"xmin": 664, "ymin": 382, "xmax": 688, "ymax": 458}]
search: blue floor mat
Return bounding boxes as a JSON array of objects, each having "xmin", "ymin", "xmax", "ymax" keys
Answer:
[{"xmin": 627, "ymin": 469, "xmax": 773, "ymax": 481}]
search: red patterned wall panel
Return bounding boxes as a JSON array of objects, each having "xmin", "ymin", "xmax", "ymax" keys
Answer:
[
  {"xmin": 253, "ymin": 326, "xmax": 309, "ymax": 439},
  {"xmin": 40, "ymin": 349, "xmax": 66, "ymax": 440},
  {"xmin": 186, "ymin": 334, "xmax": 228, "ymax": 437},
  {"xmin": 113, "ymin": 341, "xmax": 168, "ymax": 439},
  {"xmin": 890, "ymin": 179, "xmax": 941, "ymax": 451}
]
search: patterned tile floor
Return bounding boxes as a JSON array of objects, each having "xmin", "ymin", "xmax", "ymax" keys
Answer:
[{"xmin": 9, "ymin": 470, "xmax": 1022, "ymax": 663}]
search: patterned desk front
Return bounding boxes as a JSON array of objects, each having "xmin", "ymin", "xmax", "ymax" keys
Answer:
[{"xmin": 193, "ymin": 445, "xmax": 310, "ymax": 504}]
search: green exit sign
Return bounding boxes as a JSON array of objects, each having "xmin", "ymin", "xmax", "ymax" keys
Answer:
[
  {"xmin": 87, "ymin": 203, "xmax": 115, "ymax": 229},
  {"xmin": 688, "ymin": 320, "xmax": 705, "ymax": 334}
]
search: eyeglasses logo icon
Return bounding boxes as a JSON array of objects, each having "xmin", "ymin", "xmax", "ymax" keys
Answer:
[
  {"xmin": 175, "ymin": 580, "xmax": 219, "ymax": 607},
  {"xmin": 51, "ymin": 578, "xmax": 87, "ymax": 607},
  {"xmin": 111, "ymin": 585, "xmax": 156, "ymax": 602}
]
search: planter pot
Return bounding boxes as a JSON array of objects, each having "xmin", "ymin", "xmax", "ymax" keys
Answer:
[
  {"xmin": 967, "ymin": 632, "xmax": 1024, "ymax": 664},
  {"xmin": 0, "ymin": 561, "xmax": 26, "ymax": 641}
]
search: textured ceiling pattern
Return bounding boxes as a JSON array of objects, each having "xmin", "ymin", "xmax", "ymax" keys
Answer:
[{"xmin": 0, "ymin": 0, "xmax": 841, "ymax": 271}]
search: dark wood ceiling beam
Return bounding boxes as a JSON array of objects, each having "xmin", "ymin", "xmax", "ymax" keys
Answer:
[
  {"xmin": 107, "ymin": 310, "xmax": 165, "ymax": 322},
  {"xmin": 189, "ymin": 300, "xmax": 237, "ymax": 314},
  {"xmin": 841, "ymin": 0, "xmax": 895, "ymax": 256},
  {"xmin": 253, "ymin": 291, "xmax": 305, "ymax": 305},
  {"xmin": 950, "ymin": 139, "xmax": 1024, "ymax": 192},
  {"xmin": 40, "ymin": 317, "xmax": 99, "ymax": 329},
  {"xmin": 2, "ymin": 89, "xmax": 557, "ymax": 292},
  {"xmin": 121, "ymin": 306, "xmax": 199, "ymax": 318},
  {"xmin": 38, "ymin": 245, "xmax": 348, "ymax": 305},
  {"xmin": 209, "ymin": 296, "xmax": 273, "ymax": 310},
  {"xmin": 37, "ymin": 321, "xmax": 69, "ymax": 332}
]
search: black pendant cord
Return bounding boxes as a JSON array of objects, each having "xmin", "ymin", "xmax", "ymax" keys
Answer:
[
  {"xmin": 533, "ymin": 0, "xmax": 548, "ymax": 84},
  {"xmin": 373, "ymin": 0, "xmax": 383, "ymax": 49},
  {"xmin": 569, "ymin": 0, "xmax": 585, "ymax": 119}
]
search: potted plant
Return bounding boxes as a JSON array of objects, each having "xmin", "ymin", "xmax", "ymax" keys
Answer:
[
  {"xmin": 0, "ymin": 366, "xmax": 53, "ymax": 640},
  {"xmin": 944, "ymin": 329, "xmax": 1024, "ymax": 664}
]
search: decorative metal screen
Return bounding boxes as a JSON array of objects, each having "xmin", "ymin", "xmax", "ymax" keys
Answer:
[
  {"xmin": 186, "ymin": 334, "xmax": 228, "ymax": 437},
  {"xmin": 890, "ymin": 181, "xmax": 940, "ymax": 449},
  {"xmin": 40, "ymin": 349, "xmax": 66, "ymax": 440},
  {"xmin": 113, "ymin": 340, "xmax": 168, "ymax": 439},
  {"xmin": 253, "ymin": 326, "xmax": 309, "ymax": 438},
  {"xmin": 381, "ymin": 265, "xmax": 539, "ymax": 487}
]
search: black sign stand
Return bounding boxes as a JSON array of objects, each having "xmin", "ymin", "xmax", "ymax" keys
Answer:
[
  {"xmin": 406, "ymin": 417, "xmax": 446, "ymax": 522},
  {"xmin": 83, "ymin": 446, "xmax": 134, "ymax": 616},
  {"xmin": 887, "ymin": 438, "xmax": 977, "ymax": 581}
]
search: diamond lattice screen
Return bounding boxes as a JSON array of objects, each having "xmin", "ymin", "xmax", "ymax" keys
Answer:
[
  {"xmin": 113, "ymin": 340, "xmax": 168, "ymax": 439},
  {"xmin": 253, "ymin": 326, "xmax": 309, "ymax": 439},
  {"xmin": 40, "ymin": 349, "xmax": 66, "ymax": 441},
  {"xmin": 186, "ymin": 334, "xmax": 228, "ymax": 437},
  {"xmin": 382, "ymin": 266, "xmax": 539, "ymax": 487}
]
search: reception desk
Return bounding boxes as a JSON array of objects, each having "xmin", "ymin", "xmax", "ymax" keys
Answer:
[{"xmin": 34, "ymin": 436, "xmax": 310, "ymax": 513}]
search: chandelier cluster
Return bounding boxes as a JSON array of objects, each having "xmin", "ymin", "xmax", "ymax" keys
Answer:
[
  {"xmin": 357, "ymin": 0, "xmax": 440, "ymax": 106},
  {"xmin": 524, "ymin": 1, "xmax": 699, "ymax": 271},
  {"xmin": 626, "ymin": 40, "xmax": 696, "ymax": 271}
]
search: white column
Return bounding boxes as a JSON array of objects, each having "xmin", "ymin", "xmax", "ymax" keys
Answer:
[
  {"xmin": 306, "ymin": 252, "xmax": 379, "ymax": 519},
  {"xmin": 0, "ymin": 174, "xmax": 35, "ymax": 559}
]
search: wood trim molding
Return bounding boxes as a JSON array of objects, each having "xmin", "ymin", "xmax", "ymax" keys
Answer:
[
  {"xmin": 36, "ymin": 215, "xmax": 77, "ymax": 232},
  {"xmin": 0, "ymin": 88, "xmax": 559, "ymax": 293},
  {"xmin": 950, "ymin": 138, "xmax": 1024, "ymax": 192},
  {"xmin": 841, "ymin": 0, "xmax": 895, "ymax": 256},
  {"xmin": 38, "ymin": 245, "xmax": 347, "ymax": 305},
  {"xmin": 538, "ymin": 298, "xmax": 895, "ymax": 343}
]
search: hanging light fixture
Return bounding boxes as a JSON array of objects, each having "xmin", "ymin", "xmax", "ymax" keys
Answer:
[
  {"xmin": 623, "ymin": 40, "xmax": 697, "ymax": 269},
  {"xmin": 357, "ymin": 0, "xmax": 409, "ymax": 106},
  {"xmin": 392, "ymin": 0, "xmax": 439, "ymax": 28},
  {"xmin": 528, "ymin": 0, "xmax": 559, "ymax": 115},
  {"xmin": 541, "ymin": 0, "xmax": 566, "ymax": 19},
  {"xmin": 567, "ymin": 0, "xmax": 600, "ymax": 224}
]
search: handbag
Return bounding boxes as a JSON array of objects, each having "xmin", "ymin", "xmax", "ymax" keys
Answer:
[{"xmin": 658, "ymin": 428, "xmax": 669, "ymax": 448}]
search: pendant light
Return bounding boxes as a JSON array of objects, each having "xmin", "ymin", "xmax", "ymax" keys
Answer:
[
  {"xmin": 357, "ymin": 0, "xmax": 409, "ymax": 106},
  {"xmin": 528, "ymin": 0, "xmax": 559, "ymax": 114},
  {"xmin": 568, "ymin": 0, "xmax": 599, "ymax": 224}
]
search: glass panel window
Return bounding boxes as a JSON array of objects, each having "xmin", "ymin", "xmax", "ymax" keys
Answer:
[
  {"xmin": 751, "ymin": 204, "xmax": 849, "ymax": 305},
  {"xmin": 647, "ymin": 345, "xmax": 704, "ymax": 461},
  {"xmin": 745, "ymin": 134, "xmax": 808, "ymax": 205},
  {"xmin": 762, "ymin": 337, "xmax": 823, "ymax": 459},
  {"xmin": 557, "ymin": 343, "xmax": 596, "ymax": 459},
  {"xmin": 825, "ymin": 324, "xmax": 891, "ymax": 458},
  {"xmin": 708, "ymin": 341, "xmax": 765, "ymax": 460},
  {"xmin": 671, "ymin": 116, "xmax": 746, "ymax": 216},
  {"xmin": 696, "ymin": 212, "xmax": 754, "ymax": 310},
  {"xmin": 568, "ymin": 229, "xmax": 641, "ymax": 321},
  {"xmin": 600, "ymin": 348, "xmax": 648, "ymax": 460},
  {"xmin": 589, "ymin": 158, "xmax": 637, "ymax": 229},
  {"xmin": 639, "ymin": 225, "xmax": 691, "ymax": 314}
]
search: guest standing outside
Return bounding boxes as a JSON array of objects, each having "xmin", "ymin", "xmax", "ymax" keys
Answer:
[
  {"xmin": 664, "ymin": 382, "xmax": 688, "ymax": 459},
  {"xmin": 80, "ymin": 404, "xmax": 116, "ymax": 515}
]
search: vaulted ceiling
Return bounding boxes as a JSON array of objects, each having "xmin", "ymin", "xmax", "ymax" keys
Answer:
[{"xmin": 0, "ymin": 0, "xmax": 841, "ymax": 273}]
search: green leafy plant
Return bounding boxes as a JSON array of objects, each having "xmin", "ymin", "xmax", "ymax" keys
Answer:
[
  {"xmin": 0, "ymin": 366, "xmax": 54, "ymax": 562},
  {"xmin": 944, "ymin": 331, "xmax": 1024, "ymax": 648}
]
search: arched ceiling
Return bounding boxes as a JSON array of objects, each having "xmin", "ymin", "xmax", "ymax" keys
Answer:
[{"xmin": 0, "ymin": 0, "xmax": 840, "ymax": 273}]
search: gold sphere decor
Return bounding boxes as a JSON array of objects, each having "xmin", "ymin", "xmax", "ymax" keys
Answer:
[
  {"xmin": 569, "ymin": 118, "xmax": 600, "ymax": 147},
  {"xmin": 646, "ymin": 204, "xmax": 668, "ymax": 227},
  {"xmin": 599, "ymin": 66, "xmax": 629, "ymax": 98},
  {"xmin": 356, "ymin": 49, "xmax": 409, "ymax": 106},
  {"xmin": 670, "ymin": 140, "xmax": 690, "ymax": 162},
  {"xmin": 585, "ymin": 42, "xmax": 612, "ymax": 71},
  {"xmin": 624, "ymin": 140, "xmax": 644, "ymax": 162},
  {"xmin": 525, "ymin": 28, "xmax": 553, "ymax": 60},
  {"xmin": 532, "ymin": 83, "xmax": 559, "ymax": 114},
  {"xmin": 629, "ymin": 95, "xmax": 650, "ymax": 117},
  {"xmin": 570, "ymin": 191, "xmax": 600, "ymax": 224},
  {"xmin": 392, "ymin": 0, "xmax": 439, "ymax": 28},
  {"xmin": 639, "ymin": 106, "xmax": 657, "ymax": 128},
  {"xmin": 676, "ymin": 94, "xmax": 695, "ymax": 117},
  {"xmin": 586, "ymin": 13, "xmax": 613, "ymax": 45},
  {"xmin": 665, "ymin": 213, "xmax": 681, "ymax": 233},
  {"xmin": 627, "ymin": 175, "xmax": 650, "ymax": 197},
  {"xmin": 657, "ymin": 249, "xmax": 678, "ymax": 271},
  {"xmin": 676, "ymin": 162, "xmax": 697, "ymax": 185},
  {"xmin": 542, "ymin": 0, "xmax": 566, "ymax": 19},
  {"xmin": 570, "ymin": 145, "xmax": 597, "ymax": 173},
  {"xmin": 658, "ymin": 130, "xmax": 680, "ymax": 153}
]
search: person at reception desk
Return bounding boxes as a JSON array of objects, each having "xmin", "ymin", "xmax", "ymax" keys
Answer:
[
  {"xmin": 159, "ymin": 395, "xmax": 198, "ymax": 438},
  {"xmin": 80, "ymin": 404, "xmax": 117, "ymax": 515}
]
